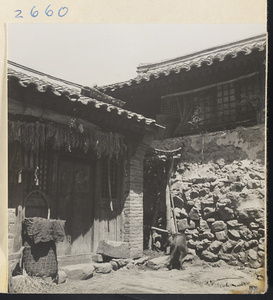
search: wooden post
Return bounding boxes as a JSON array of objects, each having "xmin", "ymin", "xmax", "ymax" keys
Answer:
[
  {"xmin": 170, "ymin": 186, "xmax": 178, "ymax": 233},
  {"xmin": 166, "ymin": 156, "xmax": 175, "ymax": 233}
]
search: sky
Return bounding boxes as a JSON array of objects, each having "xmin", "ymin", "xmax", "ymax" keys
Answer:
[{"xmin": 8, "ymin": 24, "xmax": 266, "ymax": 87}]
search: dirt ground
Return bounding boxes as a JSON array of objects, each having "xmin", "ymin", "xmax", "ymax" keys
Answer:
[{"xmin": 37, "ymin": 261, "xmax": 265, "ymax": 294}]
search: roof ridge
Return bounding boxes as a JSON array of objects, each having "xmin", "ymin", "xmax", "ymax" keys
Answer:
[
  {"xmin": 99, "ymin": 33, "xmax": 266, "ymax": 91},
  {"xmin": 8, "ymin": 60, "xmax": 83, "ymax": 88},
  {"xmin": 136, "ymin": 34, "xmax": 266, "ymax": 73},
  {"xmin": 8, "ymin": 61, "xmax": 125, "ymax": 107}
]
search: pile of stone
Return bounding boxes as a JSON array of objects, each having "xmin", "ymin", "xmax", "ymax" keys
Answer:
[{"xmin": 170, "ymin": 159, "xmax": 265, "ymax": 269}]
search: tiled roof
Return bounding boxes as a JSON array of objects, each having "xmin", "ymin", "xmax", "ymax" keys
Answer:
[
  {"xmin": 8, "ymin": 61, "xmax": 161, "ymax": 129},
  {"xmin": 8, "ymin": 61, "xmax": 125, "ymax": 107},
  {"xmin": 99, "ymin": 34, "xmax": 266, "ymax": 92}
]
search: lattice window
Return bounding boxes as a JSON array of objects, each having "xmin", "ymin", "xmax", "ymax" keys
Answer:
[
  {"xmin": 162, "ymin": 75, "xmax": 261, "ymax": 135},
  {"xmin": 161, "ymin": 99, "xmax": 180, "ymax": 117},
  {"xmin": 215, "ymin": 82, "xmax": 236, "ymax": 123},
  {"xmin": 193, "ymin": 88, "xmax": 216, "ymax": 125},
  {"xmin": 101, "ymin": 159, "xmax": 118, "ymax": 199},
  {"xmin": 237, "ymin": 76, "xmax": 261, "ymax": 120}
]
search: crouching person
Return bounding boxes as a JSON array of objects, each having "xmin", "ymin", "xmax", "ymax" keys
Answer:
[{"xmin": 166, "ymin": 232, "xmax": 188, "ymax": 270}]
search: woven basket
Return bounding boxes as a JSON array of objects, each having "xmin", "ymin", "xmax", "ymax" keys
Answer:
[
  {"xmin": 22, "ymin": 190, "xmax": 57, "ymax": 277},
  {"xmin": 23, "ymin": 240, "xmax": 57, "ymax": 277}
]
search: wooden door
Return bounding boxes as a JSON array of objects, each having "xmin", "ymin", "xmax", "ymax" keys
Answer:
[{"xmin": 57, "ymin": 156, "xmax": 95, "ymax": 255}]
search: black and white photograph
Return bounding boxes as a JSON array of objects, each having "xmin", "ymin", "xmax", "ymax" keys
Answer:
[{"xmin": 7, "ymin": 22, "xmax": 267, "ymax": 294}]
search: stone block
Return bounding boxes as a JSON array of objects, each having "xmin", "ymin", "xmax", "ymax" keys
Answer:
[
  {"xmin": 208, "ymin": 241, "xmax": 223, "ymax": 254},
  {"xmin": 244, "ymin": 240, "xmax": 258, "ymax": 250},
  {"xmin": 134, "ymin": 256, "xmax": 149, "ymax": 265},
  {"xmin": 203, "ymin": 207, "xmax": 216, "ymax": 219},
  {"xmin": 110, "ymin": 261, "xmax": 119, "ymax": 271},
  {"xmin": 248, "ymin": 249, "xmax": 258, "ymax": 261},
  {"xmin": 206, "ymin": 218, "xmax": 215, "ymax": 224},
  {"xmin": 62, "ymin": 264, "xmax": 95, "ymax": 280},
  {"xmin": 192, "ymin": 178, "xmax": 206, "ymax": 184},
  {"xmin": 92, "ymin": 254, "xmax": 103, "ymax": 263},
  {"xmin": 112, "ymin": 258, "xmax": 131, "ymax": 268},
  {"xmin": 192, "ymin": 230, "xmax": 199, "ymax": 239},
  {"xmin": 258, "ymin": 251, "xmax": 264, "ymax": 258},
  {"xmin": 94, "ymin": 262, "xmax": 113, "ymax": 274},
  {"xmin": 189, "ymin": 207, "xmax": 200, "ymax": 221},
  {"xmin": 211, "ymin": 221, "xmax": 227, "ymax": 232},
  {"xmin": 227, "ymin": 220, "xmax": 243, "ymax": 229},
  {"xmin": 215, "ymin": 230, "xmax": 228, "ymax": 242},
  {"xmin": 251, "ymin": 230, "xmax": 259, "ymax": 239},
  {"xmin": 258, "ymin": 240, "xmax": 265, "ymax": 251},
  {"xmin": 232, "ymin": 240, "xmax": 245, "ymax": 253},
  {"xmin": 146, "ymin": 256, "xmax": 169, "ymax": 270},
  {"xmin": 196, "ymin": 239, "xmax": 211, "ymax": 251},
  {"xmin": 240, "ymin": 227, "xmax": 253, "ymax": 240},
  {"xmin": 247, "ymin": 260, "xmax": 263, "ymax": 269},
  {"xmin": 96, "ymin": 240, "xmax": 130, "ymax": 259},
  {"xmin": 201, "ymin": 199, "xmax": 214, "ymax": 210},
  {"xmin": 201, "ymin": 250, "xmax": 218, "ymax": 262},
  {"xmin": 249, "ymin": 222, "xmax": 259, "ymax": 229},
  {"xmin": 238, "ymin": 251, "xmax": 247, "ymax": 264},
  {"xmin": 200, "ymin": 219, "xmax": 209, "ymax": 230},
  {"xmin": 199, "ymin": 230, "xmax": 214, "ymax": 240},
  {"xmin": 187, "ymin": 200, "xmax": 195, "ymax": 207},
  {"xmin": 57, "ymin": 270, "xmax": 67, "ymax": 284},
  {"xmin": 228, "ymin": 229, "xmax": 241, "ymax": 240},
  {"xmin": 219, "ymin": 253, "xmax": 236, "ymax": 262}
]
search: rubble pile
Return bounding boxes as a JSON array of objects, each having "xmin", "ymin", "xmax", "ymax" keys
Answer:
[{"xmin": 170, "ymin": 158, "xmax": 265, "ymax": 269}]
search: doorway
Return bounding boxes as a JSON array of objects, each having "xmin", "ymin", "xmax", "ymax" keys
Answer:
[{"xmin": 57, "ymin": 155, "xmax": 95, "ymax": 255}]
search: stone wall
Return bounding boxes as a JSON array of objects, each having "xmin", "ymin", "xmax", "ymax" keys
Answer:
[{"xmin": 151, "ymin": 125, "xmax": 266, "ymax": 268}]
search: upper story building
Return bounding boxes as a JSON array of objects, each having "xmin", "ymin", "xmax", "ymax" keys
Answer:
[{"xmin": 99, "ymin": 34, "xmax": 266, "ymax": 138}]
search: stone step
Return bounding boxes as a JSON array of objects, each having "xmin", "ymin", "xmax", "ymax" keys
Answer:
[{"xmin": 58, "ymin": 253, "xmax": 96, "ymax": 267}]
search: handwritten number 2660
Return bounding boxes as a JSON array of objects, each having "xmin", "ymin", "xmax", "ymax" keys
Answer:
[{"xmin": 14, "ymin": 6, "xmax": 68, "ymax": 18}]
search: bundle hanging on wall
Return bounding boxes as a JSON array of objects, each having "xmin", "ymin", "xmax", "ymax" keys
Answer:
[{"xmin": 8, "ymin": 120, "xmax": 126, "ymax": 158}]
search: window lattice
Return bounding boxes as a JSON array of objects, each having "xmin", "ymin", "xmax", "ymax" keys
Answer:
[
  {"xmin": 161, "ymin": 100, "xmax": 180, "ymax": 117},
  {"xmin": 161, "ymin": 75, "xmax": 261, "ymax": 133}
]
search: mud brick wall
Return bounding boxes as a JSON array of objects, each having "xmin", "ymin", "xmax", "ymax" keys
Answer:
[{"xmin": 152, "ymin": 125, "xmax": 265, "ymax": 268}]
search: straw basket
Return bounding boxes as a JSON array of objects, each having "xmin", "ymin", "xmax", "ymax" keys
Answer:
[
  {"xmin": 22, "ymin": 190, "xmax": 57, "ymax": 278},
  {"xmin": 23, "ymin": 240, "xmax": 58, "ymax": 277}
]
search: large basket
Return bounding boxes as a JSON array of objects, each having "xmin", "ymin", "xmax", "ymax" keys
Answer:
[
  {"xmin": 23, "ymin": 240, "xmax": 58, "ymax": 278},
  {"xmin": 22, "ymin": 190, "xmax": 57, "ymax": 277}
]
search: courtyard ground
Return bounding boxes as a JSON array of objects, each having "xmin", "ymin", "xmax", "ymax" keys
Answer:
[{"xmin": 13, "ymin": 259, "xmax": 266, "ymax": 294}]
